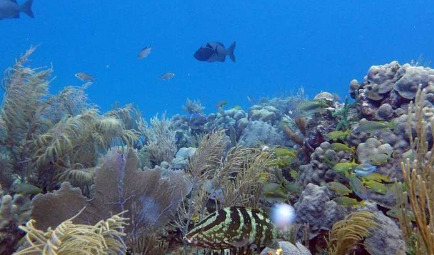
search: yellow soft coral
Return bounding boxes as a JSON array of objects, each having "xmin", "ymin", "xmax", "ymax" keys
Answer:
[{"xmin": 14, "ymin": 211, "xmax": 127, "ymax": 255}]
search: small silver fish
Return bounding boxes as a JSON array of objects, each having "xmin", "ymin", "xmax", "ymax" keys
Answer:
[
  {"xmin": 160, "ymin": 72, "xmax": 175, "ymax": 80},
  {"xmin": 75, "ymin": 72, "xmax": 95, "ymax": 82},
  {"xmin": 137, "ymin": 45, "xmax": 152, "ymax": 59}
]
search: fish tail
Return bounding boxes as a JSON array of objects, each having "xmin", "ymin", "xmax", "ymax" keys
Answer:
[
  {"xmin": 21, "ymin": 0, "xmax": 34, "ymax": 18},
  {"xmin": 389, "ymin": 120, "xmax": 396, "ymax": 130},
  {"xmin": 227, "ymin": 41, "xmax": 236, "ymax": 62}
]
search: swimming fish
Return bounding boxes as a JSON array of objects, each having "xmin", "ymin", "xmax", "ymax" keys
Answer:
[
  {"xmin": 326, "ymin": 182, "xmax": 352, "ymax": 196},
  {"xmin": 216, "ymin": 100, "xmax": 228, "ymax": 109},
  {"xmin": 331, "ymin": 143, "xmax": 355, "ymax": 153},
  {"xmin": 332, "ymin": 161, "xmax": 360, "ymax": 175},
  {"xmin": 386, "ymin": 207, "xmax": 416, "ymax": 222},
  {"xmin": 361, "ymin": 172, "xmax": 391, "ymax": 183},
  {"xmin": 10, "ymin": 183, "xmax": 42, "ymax": 195},
  {"xmin": 354, "ymin": 120, "xmax": 395, "ymax": 133},
  {"xmin": 0, "ymin": 0, "xmax": 33, "ymax": 20},
  {"xmin": 137, "ymin": 45, "xmax": 152, "ymax": 59},
  {"xmin": 194, "ymin": 42, "xmax": 236, "ymax": 63},
  {"xmin": 327, "ymin": 130, "xmax": 350, "ymax": 141},
  {"xmin": 333, "ymin": 196, "xmax": 365, "ymax": 207},
  {"xmin": 366, "ymin": 153, "xmax": 390, "ymax": 166},
  {"xmin": 363, "ymin": 180, "xmax": 388, "ymax": 194},
  {"xmin": 354, "ymin": 164, "xmax": 378, "ymax": 177},
  {"xmin": 159, "ymin": 72, "xmax": 175, "ymax": 80},
  {"xmin": 75, "ymin": 72, "xmax": 95, "ymax": 82},
  {"xmin": 263, "ymin": 183, "xmax": 288, "ymax": 203},
  {"xmin": 297, "ymin": 100, "xmax": 328, "ymax": 114},
  {"xmin": 184, "ymin": 206, "xmax": 280, "ymax": 250},
  {"xmin": 348, "ymin": 174, "xmax": 369, "ymax": 200}
]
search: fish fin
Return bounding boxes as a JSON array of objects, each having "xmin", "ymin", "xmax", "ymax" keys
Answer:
[
  {"xmin": 389, "ymin": 120, "xmax": 396, "ymax": 130},
  {"xmin": 230, "ymin": 238, "xmax": 251, "ymax": 248},
  {"xmin": 21, "ymin": 0, "xmax": 34, "ymax": 18},
  {"xmin": 227, "ymin": 41, "xmax": 236, "ymax": 62}
]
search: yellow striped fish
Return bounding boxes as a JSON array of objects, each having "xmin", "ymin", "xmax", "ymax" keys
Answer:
[{"xmin": 184, "ymin": 206, "xmax": 279, "ymax": 251}]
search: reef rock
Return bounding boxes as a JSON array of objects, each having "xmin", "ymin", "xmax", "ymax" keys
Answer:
[
  {"xmin": 171, "ymin": 147, "xmax": 196, "ymax": 169},
  {"xmin": 356, "ymin": 138, "xmax": 393, "ymax": 164},
  {"xmin": 260, "ymin": 241, "xmax": 311, "ymax": 255},
  {"xmin": 393, "ymin": 64, "xmax": 434, "ymax": 100},
  {"xmin": 376, "ymin": 103, "xmax": 394, "ymax": 120},
  {"xmin": 298, "ymin": 142, "xmax": 350, "ymax": 187},
  {"xmin": 350, "ymin": 62, "xmax": 434, "ymax": 120},
  {"xmin": 248, "ymin": 105, "xmax": 281, "ymax": 124},
  {"xmin": 239, "ymin": 120, "xmax": 286, "ymax": 147},
  {"xmin": 294, "ymin": 183, "xmax": 345, "ymax": 239},
  {"xmin": 360, "ymin": 202, "xmax": 406, "ymax": 255}
]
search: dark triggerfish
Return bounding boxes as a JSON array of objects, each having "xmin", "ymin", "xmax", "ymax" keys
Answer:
[
  {"xmin": 0, "ymin": 0, "xmax": 33, "ymax": 20},
  {"xmin": 184, "ymin": 206, "xmax": 279, "ymax": 251},
  {"xmin": 194, "ymin": 42, "xmax": 236, "ymax": 63}
]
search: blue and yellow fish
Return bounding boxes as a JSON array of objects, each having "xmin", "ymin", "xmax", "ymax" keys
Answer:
[{"xmin": 354, "ymin": 164, "xmax": 377, "ymax": 177}]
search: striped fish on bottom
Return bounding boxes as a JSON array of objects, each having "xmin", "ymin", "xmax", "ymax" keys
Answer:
[{"xmin": 184, "ymin": 206, "xmax": 279, "ymax": 251}]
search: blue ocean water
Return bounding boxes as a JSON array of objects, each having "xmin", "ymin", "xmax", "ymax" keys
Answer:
[{"xmin": 1, "ymin": 0, "xmax": 434, "ymax": 116}]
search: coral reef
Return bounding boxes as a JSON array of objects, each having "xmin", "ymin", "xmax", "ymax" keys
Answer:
[
  {"xmin": 298, "ymin": 142, "xmax": 351, "ymax": 187},
  {"xmin": 360, "ymin": 202, "xmax": 406, "ymax": 255},
  {"xmin": 4, "ymin": 48, "xmax": 434, "ymax": 255},
  {"xmin": 239, "ymin": 120, "xmax": 287, "ymax": 147},
  {"xmin": 0, "ymin": 47, "xmax": 138, "ymax": 192}
]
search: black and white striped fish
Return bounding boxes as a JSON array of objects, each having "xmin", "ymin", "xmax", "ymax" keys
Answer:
[{"xmin": 184, "ymin": 206, "xmax": 279, "ymax": 250}]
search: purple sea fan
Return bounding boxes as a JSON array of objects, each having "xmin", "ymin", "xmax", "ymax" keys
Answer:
[{"xmin": 31, "ymin": 148, "xmax": 192, "ymax": 240}]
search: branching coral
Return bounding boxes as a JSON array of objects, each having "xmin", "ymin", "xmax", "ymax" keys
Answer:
[
  {"xmin": 140, "ymin": 113, "xmax": 177, "ymax": 165},
  {"xmin": 0, "ymin": 48, "xmax": 140, "ymax": 192},
  {"xmin": 177, "ymin": 131, "xmax": 226, "ymax": 237},
  {"xmin": 215, "ymin": 147, "xmax": 274, "ymax": 208},
  {"xmin": 0, "ymin": 186, "xmax": 32, "ymax": 255},
  {"xmin": 327, "ymin": 211, "xmax": 377, "ymax": 255},
  {"xmin": 401, "ymin": 86, "xmax": 434, "ymax": 254},
  {"xmin": 182, "ymin": 98, "xmax": 204, "ymax": 115},
  {"xmin": 0, "ymin": 46, "xmax": 52, "ymax": 187},
  {"xmin": 31, "ymin": 109, "xmax": 138, "ymax": 190},
  {"xmin": 14, "ymin": 211, "xmax": 128, "ymax": 255}
]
